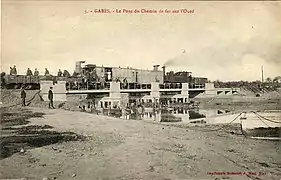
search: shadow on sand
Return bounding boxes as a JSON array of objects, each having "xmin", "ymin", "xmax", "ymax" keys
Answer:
[{"xmin": 0, "ymin": 108, "xmax": 86, "ymax": 159}]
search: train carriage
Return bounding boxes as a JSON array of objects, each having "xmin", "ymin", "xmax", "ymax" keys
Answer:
[{"xmin": 4, "ymin": 75, "xmax": 43, "ymax": 89}]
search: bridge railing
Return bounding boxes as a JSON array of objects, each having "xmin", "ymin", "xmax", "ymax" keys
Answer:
[
  {"xmin": 66, "ymin": 82, "xmax": 206, "ymax": 91},
  {"xmin": 87, "ymin": 82, "xmax": 110, "ymax": 90},
  {"xmin": 120, "ymin": 83, "xmax": 152, "ymax": 90},
  {"xmin": 159, "ymin": 83, "xmax": 182, "ymax": 89},
  {"xmin": 67, "ymin": 82, "xmax": 110, "ymax": 91},
  {"xmin": 188, "ymin": 84, "xmax": 205, "ymax": 89}
]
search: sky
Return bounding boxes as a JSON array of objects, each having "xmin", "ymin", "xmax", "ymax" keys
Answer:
[{"xmin": 1, "ymin": 1, "xmax": 281, "ymax": 81}]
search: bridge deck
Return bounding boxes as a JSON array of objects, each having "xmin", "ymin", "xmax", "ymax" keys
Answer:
[{"xmin": 66, "ymin": 88, "xmax": 206, "ymax": 94}]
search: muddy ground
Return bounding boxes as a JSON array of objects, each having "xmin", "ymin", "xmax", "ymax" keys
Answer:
[{"xmin": 1, "ymin": 105, "xmax": 281, "ymax": 180}]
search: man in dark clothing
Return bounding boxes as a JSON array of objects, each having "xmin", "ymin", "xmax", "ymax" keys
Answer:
[
  {"xmin": 13, "ymin": 65, "xmax": 17, "ymax": 75},
  {"xmin": 63, "ymin": 70, "xmax": 70, "ymax": 78},
  {"xmin": 57, "ymin": 69, "xmax": 62, "ymax": 77},
  {"xmin": 72, "ymin": 71, "xmax": 78, "ymax": 78},
  {"xmin": 20, "ymin": 86, "xmax": 26, "ymax": 107},
  {"xmin": 45, "ymin": 68, "xmax": 50, "ymax": 76},
  {"xmin": 10, "ymin": 67, "xmax": 13, "ymax": 75},
  {"xmin": 1, "ymin": 72, "xmax": 6, "ymax": 87},
  {"xmin": 34, "ymin": 68, "xmax": 39, "ymax": 76},
  {"xmin": 48, "ymin": 87, "xmax": 55, "ymax": 109},
  {"xmin": 26, "ymin": 68, "xmax": 33, "ymax": 76},
  {"xmin": 123, "ymin": 78, "xmax": 128, "ymax": 89}
]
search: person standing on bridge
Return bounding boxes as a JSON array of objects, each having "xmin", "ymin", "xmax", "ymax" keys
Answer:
[
  {"xmin": 45, "ymin": 68, "xmax": 50, "ymax": 76},
  {"xmin": 10, "ymin": 67, "xmax": 13, "ymax": 75},
  {"xmin": 26, "ymin": 68, "xmax": 33, "ymax": 76},
  {"xmin": 34, "ymin": 68, "xmax": 39, "ymax": 76},
  {"xmin": 57, "ymin": 69, "xmax": 62, "ymax": 77},
  {"xmin": 48, "ymin": 87, "xmax": 55, "ymax": 109},
  {"xmin": 12, "ymin": 65, "xmax": 17, "ymax": 75},
  {"xmin": 63, "ymin": 70, "xmax": 70, "ymax": 78},
  {"xmin": 20, "ymin": 86, "xmax": 26, "ymax": 107}
]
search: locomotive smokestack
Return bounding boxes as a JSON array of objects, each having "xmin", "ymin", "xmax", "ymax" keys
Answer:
[{"xmin": 162, "ymin": 66, "xmax": 166, "ymax": 83}]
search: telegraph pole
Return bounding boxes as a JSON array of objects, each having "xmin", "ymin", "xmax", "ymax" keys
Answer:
[
  {"xmin": 261, "ymin": 66, "xmax": 264, "ymax": 83},
  {"xmin": 261, "ymin": 66, "xmax": 264, "ymax": 94}
]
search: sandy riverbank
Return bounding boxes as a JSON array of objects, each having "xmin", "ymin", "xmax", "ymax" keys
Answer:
[
  {"xmin": 1, "ymin": 106, "xmax": 281, "ymax": 180},
  {"xmin": 195, "ymin": 95, "xmax": 281, "ymax": 112}
]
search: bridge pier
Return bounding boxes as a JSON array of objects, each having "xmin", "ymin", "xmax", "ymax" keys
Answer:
[
  {"xmin": 97, "ymin": 82, "xmax": 191, "ymax": 108},
  {"xmin": 204, "ymin": 83, "xmax": 216, "ymax": 96},
  {"xmin": 40, "ymin": 81, "xmax": 67, "ymax": 101},
  {"xmin": 98, "ymin": 82, "xmax": 122, "ymax": 109},
  {"xmin": 203, "ymin": 83, "xmax": 241, "ymax": 97},
  {"xmin": 150, "ymin": 82, "xmax": 160, "ymax": 103}
]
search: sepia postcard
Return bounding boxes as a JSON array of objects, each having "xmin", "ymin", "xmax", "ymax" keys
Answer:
[{"xmin": 1, "ymin": 1, "xmax": 281, "ymax": 180}]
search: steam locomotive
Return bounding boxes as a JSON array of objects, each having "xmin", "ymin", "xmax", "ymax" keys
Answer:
[{"xmin": 164, "ymin": 71, "xmax": 208, "ymax": 88}]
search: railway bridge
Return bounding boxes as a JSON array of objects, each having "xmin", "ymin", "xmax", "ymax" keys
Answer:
[{"xmin": 40, "ymin": 81, "xmax": 240, "ymax": 109}]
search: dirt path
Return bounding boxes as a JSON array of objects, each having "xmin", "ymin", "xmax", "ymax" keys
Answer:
[{"xmin": 1, "ymin": 107, "xmax": 281, "ymax": 180}]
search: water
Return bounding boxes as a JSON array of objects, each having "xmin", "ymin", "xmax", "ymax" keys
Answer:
[
  {"xmin": 120, "ymin": 107, "xmax": 237, "ymax": 125},
  {"xmin": 100, "ymin": 107, "xmax": 281, "ymax": 127}
]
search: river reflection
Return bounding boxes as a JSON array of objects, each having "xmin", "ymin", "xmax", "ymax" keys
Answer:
[
  {"xmin": 101, "ymin": 107, "xmax": 280, "ymax": 128},
  {"xmin": 123, "ymin": 107, "xmax": 235, "ymax": 124}
]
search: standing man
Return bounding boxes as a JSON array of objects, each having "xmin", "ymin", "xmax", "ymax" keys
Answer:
[
  {"xmin": 45, "ymin": 68, "xmax": 50, "ymax": 76},
  {"xmin": 123, "ymin": 78, "xmax": 128, "ymax": 89},
  {"xmin": 10, "ymin": 67, "xmax": 13, "ymax": 75},
  {"xmin": 13, "ymin": 65, "xmax": 17, "ymax": 75},
  {"xmin": 48, "ymin": 87, "xmax": 55, "ymax": 109},
  {"xmin": 57, "ymin": 69, "xmax": 62, "ymax": 77},
  {"xmin": 20, "ymin": 86, "xmax": 26, "ymax": 107},
  {"xmin": 63, "ymin": 70, "xmax": 70, "ymax": 78},
  {"xmin": 34, "ymin": 68, "xmax": 39, "ymax": 76},
  {"xmin": 26, "ymin": 68, "xmax": 33, "ymax": 76}
]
